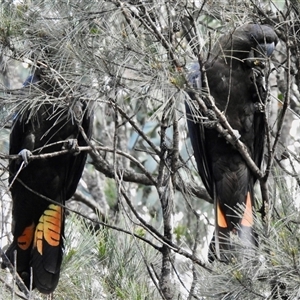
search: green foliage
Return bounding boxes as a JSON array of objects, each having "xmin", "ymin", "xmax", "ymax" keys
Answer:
[
  {"xmin": 174, "ymin": 224, "xmax": 187, "ymax": 242},
  {"xmin": 104, "ymin": 179, "xmax": 118, "ymax": 208},
  {"xmin": 61, "ymin": 213, "xmax": 160, "ymax": 299}
]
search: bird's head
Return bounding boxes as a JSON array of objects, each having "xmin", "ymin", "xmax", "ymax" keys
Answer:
[
  {"xmin": 234, "ymin": 24, "xmax": 278, "ymax": 68},
  {"xmin": 213, "ymin": 24, "xmax": 278, "ymax": 67},
  {"xmin": 242, "ymin": 24, "xmax": 278, "ymax": 68}
]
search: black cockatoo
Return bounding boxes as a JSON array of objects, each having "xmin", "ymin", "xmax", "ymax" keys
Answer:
[
  {"xmin": 2, "ymin": 72, "xmax": 93, "ymax": 293},
  {"xmin": 186, "ymin": 24, "xmax": 278, "ymax": 261}
]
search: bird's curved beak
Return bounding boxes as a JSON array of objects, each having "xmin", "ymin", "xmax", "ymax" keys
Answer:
[{"xmin": 256, "ymin": 41, "xmax": 276, "ymax": 57}]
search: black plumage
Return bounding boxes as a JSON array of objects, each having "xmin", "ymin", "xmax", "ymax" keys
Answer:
[
  {"xmin": 186, "ymin": 24, "xmax": 278, "ymax": 261},
  {"xmin": 2, "ymin": 73, "xmax": 93, "ymax": 293}
]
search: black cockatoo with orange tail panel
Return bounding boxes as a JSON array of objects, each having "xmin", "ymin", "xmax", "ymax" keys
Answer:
[
  {"xmin": 186, "ymin": 24, "xmax": 278, "ymax": 261},
  {"xmin": 2, "ymin": 72, "xmax": 93, "ymax": 294}
]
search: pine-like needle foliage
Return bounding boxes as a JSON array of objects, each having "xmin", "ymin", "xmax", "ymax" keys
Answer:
[{"xmin": 1, "ymin": 0, "xmax": 300, "ymax": 299}]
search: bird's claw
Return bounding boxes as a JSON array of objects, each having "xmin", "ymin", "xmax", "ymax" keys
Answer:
[
  {"xmin": 254, "ymin": 102, "xmax": 264, "ymax": 113},
  {"xmin": 64, "ymin": 139, "xmax": 80, "ymax": 155},
  {"xmin": 252, "ymin": 67, "xmax": 264, "ymax": 80},
  {"xmin": 231, "ymin": 129, "xmax": 241, "ymax": 141},
  {"xmin": 224, "ymin": 129, "xmax": 241, "ymax": 142},
  {"xmin": 18, "ymin": 149, "xmax": 32, "ymax": 166}
]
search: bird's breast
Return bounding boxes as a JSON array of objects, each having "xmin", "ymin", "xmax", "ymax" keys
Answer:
[{"xmin": 206, "ymin": 64, "xmax": 257, "ymax": 147}]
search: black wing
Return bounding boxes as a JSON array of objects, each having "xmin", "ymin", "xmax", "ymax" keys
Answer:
[{"xmin": 185, "ymin": 62, "xmax": 214, "ymax": 197}]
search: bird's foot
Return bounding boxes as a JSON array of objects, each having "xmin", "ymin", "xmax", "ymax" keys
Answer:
[
  {"xmin": 18, "ymin": 149, "xmax": 32, "ymax": 166},
  {"xmin": 224, "ymin": 129, "xmax": 241, "ymax": 142},
  {"xmin": 64, "ymin": 139, "xmax": 80, "ymax": 155},
  {"xmin": 254, "ymin": 102, "xmax": 264, "ymax": 113},
  {"xmin": 232, "ymin": 129, "xmax": 241, "ymax": 140},
  {"xmin": 251, "ymin": 67, "xmax": 265, "ymax": 81}
]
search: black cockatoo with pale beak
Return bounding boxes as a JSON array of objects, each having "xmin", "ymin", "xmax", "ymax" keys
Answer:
[
  {"xmin": 1, "ymin": 71, "xmax": 93, "ymax": 293},
  {"xmin": 186, "ymin": 24, "xmax": 278, "ymax": 261}
]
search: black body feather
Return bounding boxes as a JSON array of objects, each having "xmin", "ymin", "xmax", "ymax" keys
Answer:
[
  {"xmin": 2, "ymin": 73, "xmax": 93, "ymax": 293},
  {"xmin": 186, "ymin": 24, "xmax": 278, "ymax": 261}
]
